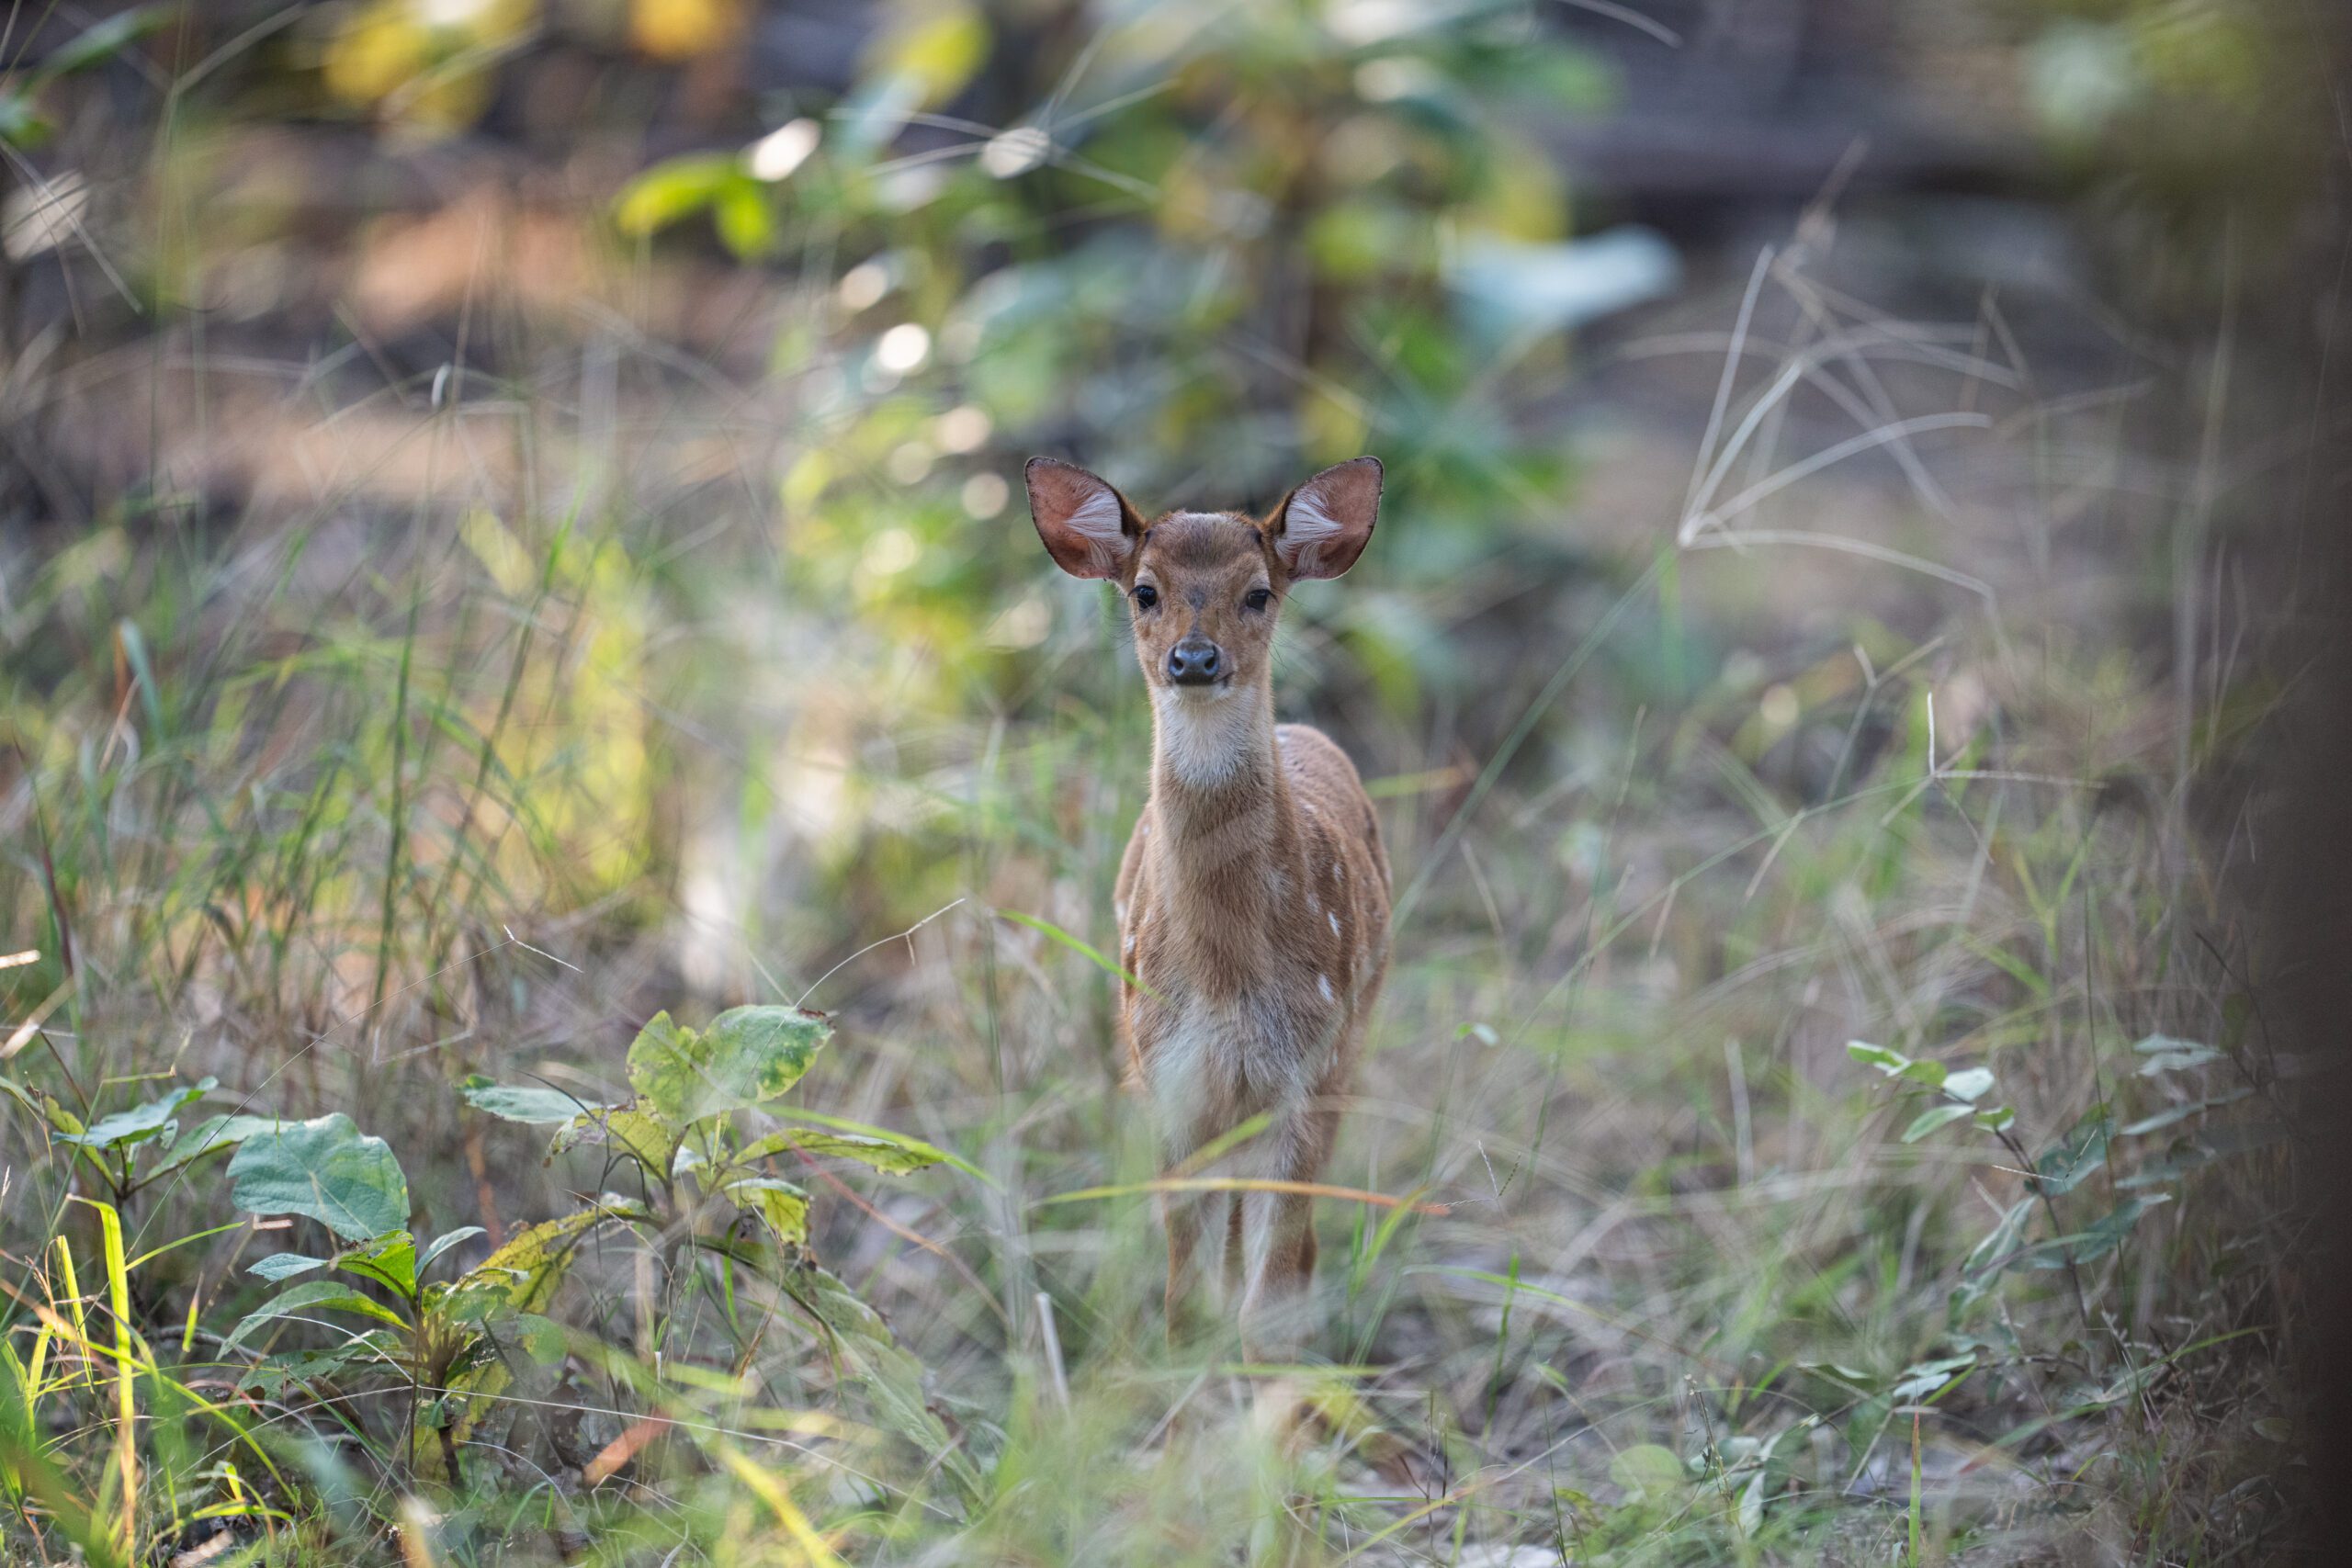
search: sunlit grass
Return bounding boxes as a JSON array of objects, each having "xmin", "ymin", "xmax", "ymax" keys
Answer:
[{"xmin": 0, "ymin": 5, "xmax": 2302, "ymax": 1560}]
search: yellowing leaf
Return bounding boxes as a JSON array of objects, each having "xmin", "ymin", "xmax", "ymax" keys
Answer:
[
  {"xmin": 630, "ymin": 0, "xmax": 745, "ymax": 62},
  {"xmin": 866, "ymin": 3, "xmax": 990, "ymax": 108}
]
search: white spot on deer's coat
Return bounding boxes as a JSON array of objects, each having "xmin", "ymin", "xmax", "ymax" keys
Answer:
[
  {"xmin": 1123, "ymin": 933, "xmax": 1135, "ymax": 954},
  {"xmin": 1317, "ymin": 974, "xmax": 1334, "ymax": 1002},
  {"xmin": 1328, "ymin": 910, "xmax": 1340, "ymax": 936}
]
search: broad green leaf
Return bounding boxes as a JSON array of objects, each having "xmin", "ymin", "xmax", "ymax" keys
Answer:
[
  {"xmin": 1900, "ymin": 1104, "xmax": 1973, "ymax": 1143},
  {"xmin": 1973, "ymin": 1105, "xmax": 2016, "ymax": 1133},
  {"xmin": 1897, "ymin": 1057, "xmax": 1948, "ymax": 1089},
  {"xmin": 228, "ymin": 1114, "xmax": 411, "ymax": 1242},
  {"xmin": 247, "ymin": 1254, "xmax": 329, "ymax": 1282},
  {"xmin": 1939, "ymin": 1067, "xmax": 1996, "ymax": 1102},
  {"xmin": 625, "ymin": 1011, "xmax": 698, "ymax": 1120},
  {"xmin": 628, "ymin": 1006, "xmax": 829, "ymax": 1123},
  {"xmin": 551, "ymin": 1103, "xmax": 679, "ymax": 1172},
  {"xmin": 222, "ymin": 1280, "xmax": 410, "ymax": 1353},
  {"xmin": 724, "ymin": 1177, "xmax": 810, "ymax": 1247},
  {"xmin": 739, "ymin": 1126, "xmax": 947, "ymax": 1175},
  {"xmin": 459, "ymin": 1076, "xmax": 609, "ymax": 1125},
  {"xmin": 336, "ymin": 1231, "xmax": 417, "ymax": 1298},
  {"xmin": 698, "ymin": 1006, "xmax": 830, "ymax": 1108},
  {"xmin": 157, "ymin": 1113, "xmax": 271, "ymax": 1167},
  {"xmin": 52, "ymin": 1077, "xmax": 214, "ymax": 1149},
  {"xmin": 768, "ymin": 1109, "xmax": 992, "ymax": 1184}
]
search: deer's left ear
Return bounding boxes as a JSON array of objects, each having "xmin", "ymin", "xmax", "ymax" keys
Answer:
[{"xmin": 1269, "ymin": 457, "xmax": 1381, "ymax": 580}]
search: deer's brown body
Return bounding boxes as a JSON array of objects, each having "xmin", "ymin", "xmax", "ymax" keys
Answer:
[{"xmin": 1025, "ymin": 457, "xmax": 1391, "ymax": 1351}]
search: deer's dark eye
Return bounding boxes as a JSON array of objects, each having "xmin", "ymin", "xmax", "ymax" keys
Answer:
[
  {"xmin": 1132, "ymin": 583, "xmax": 1159, "ymax": 610},
  {"xmin": 1244, "ymin": 588, "xmax": 1272, "ymax": 612}
]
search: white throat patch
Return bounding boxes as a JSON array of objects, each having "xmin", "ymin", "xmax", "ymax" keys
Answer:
[{"xmin": 1150, "ymin": 683, "xmax": 1257, "ymax": 789}]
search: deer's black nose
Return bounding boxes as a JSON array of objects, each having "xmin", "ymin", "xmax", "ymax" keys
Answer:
[{"xmin": 1167, "ymin": 638, "xmax": 1222, "ymax": 684}]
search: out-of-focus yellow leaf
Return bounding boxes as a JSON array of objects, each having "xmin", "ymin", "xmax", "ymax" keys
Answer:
[
  {"xmin": 322, "ymin": 0, "xmax": 535, "ymax": 134},
  {"xmin": 630, "ymin": 0, "xmax": 744, "ymax": 62},
  {"xmin": 322, "ymin": 5, "xmax": 428, "ymax": 105},
  {"xmin": 865, "ymin": 2, "xmax": 991, "ymax": 108},
  {"xmin": 1462, "ymin": 126, "xmax": 1568, "ymax": 243}
]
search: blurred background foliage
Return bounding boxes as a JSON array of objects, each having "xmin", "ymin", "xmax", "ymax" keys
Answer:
[{"xmin": 0, "ymin": 0, "xmax": 2337, "ymax": 1561}]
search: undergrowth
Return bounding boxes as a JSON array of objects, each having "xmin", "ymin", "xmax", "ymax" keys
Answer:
[{"xmin": 0, "ymin": 1, "xmax": 2312, "ymax": 1562}]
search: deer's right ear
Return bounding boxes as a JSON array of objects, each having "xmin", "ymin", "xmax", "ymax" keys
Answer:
[{"xmin": 1025, "ymin": 457, "xmax": 1140, "ymax": 579}]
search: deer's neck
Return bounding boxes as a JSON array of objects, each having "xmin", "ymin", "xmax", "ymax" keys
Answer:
[{"xmin": 1143, "ymin": 682, "xmax": 1304, "ymax": 951}]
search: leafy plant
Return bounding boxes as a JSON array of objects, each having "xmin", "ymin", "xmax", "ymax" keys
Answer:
[
  {"xmin": 222, "ymin": 1111, "xmax": 635, "ymax": 1477},
  {"xmin": 1848, "ymin": 1032, "xmax": 2278, "ymax": 1345},
  {"xmin": 1, "ymin": 1073, "xmax": 267, "ymax": 1208},
  {"xmin": 459, "ymin": 1005, "xmax": 979, "ymax": 1499}
]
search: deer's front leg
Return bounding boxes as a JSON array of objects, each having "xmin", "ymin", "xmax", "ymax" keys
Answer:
[
  {"xmin": 1159, "ymin": 1186, "xmax": 1238, "ymax": 1344},
  {"xmin": 1237, "ymin": 1099, "xmax": 1342, "ymax": 1360}
]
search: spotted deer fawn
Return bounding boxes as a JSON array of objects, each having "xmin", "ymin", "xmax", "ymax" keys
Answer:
[{"xmin": 1025, "ymin": 455, "xmax": 1392, "ymax": 1354}]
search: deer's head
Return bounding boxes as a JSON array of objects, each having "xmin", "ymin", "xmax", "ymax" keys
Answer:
[{"xmin": 1024, "ymin": 457, "xmax": 1382, "ymax": 700}]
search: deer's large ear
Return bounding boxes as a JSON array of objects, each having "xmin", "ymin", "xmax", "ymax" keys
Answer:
[
  {"xmin": 1269, "ymin": 457, "xmax": 1381, "ymax": 580},
  {"xmin": 1025, "ymin": 457, "xmax": 1140, "ymax": 579}
]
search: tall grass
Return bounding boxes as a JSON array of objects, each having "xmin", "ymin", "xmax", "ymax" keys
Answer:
[{"xmin": 0, "ymin": 5, "xmax": 2307, "ymax": 1562}]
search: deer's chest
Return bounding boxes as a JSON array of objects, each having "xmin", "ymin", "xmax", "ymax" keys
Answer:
[{"xmin": 1120, "ymin": 892, "xmax": 1343, "ymax": 1145}]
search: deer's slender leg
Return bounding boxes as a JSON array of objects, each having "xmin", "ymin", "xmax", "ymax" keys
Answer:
[{"xmin": 1238, "ymin": 1095, "xmax": 1343, "ymax": 1360}]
